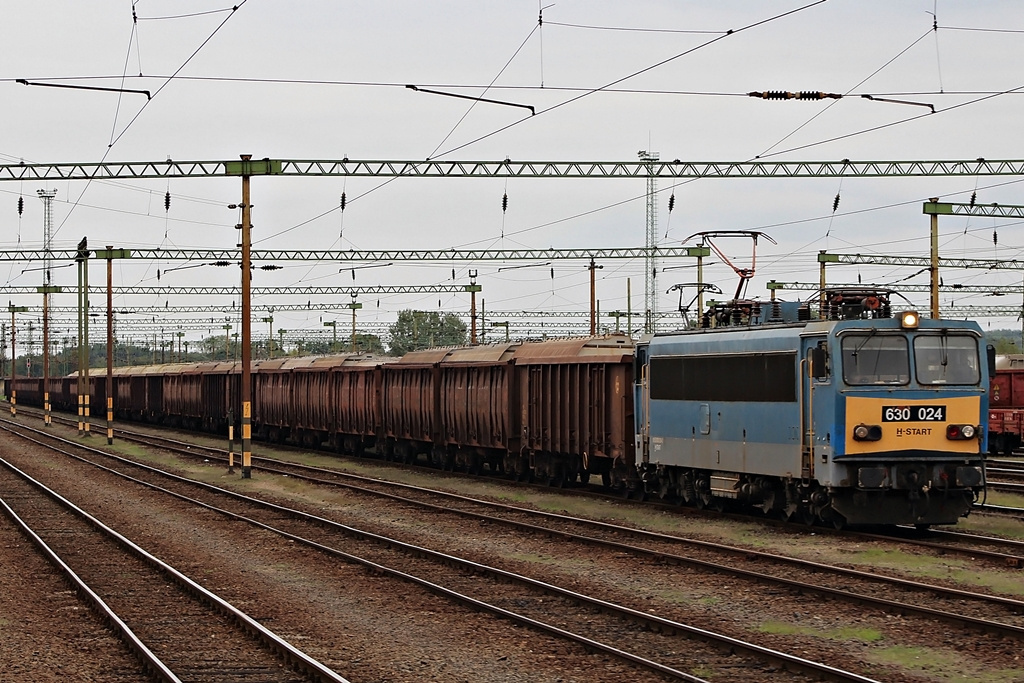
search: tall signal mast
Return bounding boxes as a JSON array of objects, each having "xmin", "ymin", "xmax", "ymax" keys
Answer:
[
  {"xmin": 37, "ymin": 188, "xmax": 57, "ymax": 426},
  {"xmin": 640, "ymin": 150, "xmax": 659, "ymax": 333}
]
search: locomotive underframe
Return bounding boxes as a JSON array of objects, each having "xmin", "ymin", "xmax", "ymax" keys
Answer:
[{"xmin": 639, "ymin": 456, "xmax": 982, "ymax": 526}]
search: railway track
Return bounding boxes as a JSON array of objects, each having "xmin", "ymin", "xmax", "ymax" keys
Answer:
[
  {"xmin": 77, "ymin": 411, "xmax": 1024, "ymax": 565},
  {"xmin": 19, "ymin": 406, "xmax": 1024, "ymax": 560},
  {"xmin": 0, "ymin": 415, "xmax": 885, "ymax": 683},
  {"xmin": 12, "ymin": 415, "xmax": 1024, "ymax": 679},
  {"xmin": 0, "ymin": 442, "xmax": 348, "ymax": 683},
  {"xmin": 105, "ymin": 422, "xmax": 1024, "ymax": 631}
]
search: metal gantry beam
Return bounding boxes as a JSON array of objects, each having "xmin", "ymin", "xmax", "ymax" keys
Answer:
[
  {"xmin": 0, "ymin": 246, "xmax": 710, "ymax": 262},
  {"xmin": 4, "ymin": 158, "xmax": 1024, "ymax": 181},
  {"xmin": 923, "ymin": 201, "xmax": 1024, "ymax": 219},
  {"xmin": 12, "ymin": 305, "xmax": 679, "ymax": 320},
  {"xmin": 820, "ymin": 252, "xmax": 1024, "ymax": 270},
  {"xmin": 0, "ymin": 285, "xmax": 479, "ymax": 296},
  {"xmin": 774, "ymin": 281, "xmax": 1024, "ymax": 295}
]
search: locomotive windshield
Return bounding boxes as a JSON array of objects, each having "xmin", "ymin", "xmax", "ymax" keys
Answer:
[
  {"xmin": 841, "ymin": 334, "xmax": 910, "ymax": 385},
  {"xmin": 913, "ymin": 334, "xmax": 980, "ymax": 385}
]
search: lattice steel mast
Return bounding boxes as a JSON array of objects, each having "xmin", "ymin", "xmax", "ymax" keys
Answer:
[{"xmin": 640, "ymin": 151, "xmax": 658, "ymax": 333}]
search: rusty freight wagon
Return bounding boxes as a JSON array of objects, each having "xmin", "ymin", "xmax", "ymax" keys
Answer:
[
  {"xmin": 989, "ymin": 354, "xmax": 1024, "ymax": 455},
  {"xmin": 287, "ymin": 354, "xmax": 388, "ymax": 450},
  {"xmin": 436, "ymin": 343, "xmax": 519, "ymax": 474},
  {"xmin": 511, "ymin": 335, "xmax": 635, "ymax": 487},
  {"xmin": 326, "ymin": 354, "xmax": 392, "ymax": 456},
  {"xmin": 252, "ymin": 356, "xmax": 318, "ymax": 443},
  {"xmin": 380, "ymin": 348, "xmax": 449, "ymax": 465}
]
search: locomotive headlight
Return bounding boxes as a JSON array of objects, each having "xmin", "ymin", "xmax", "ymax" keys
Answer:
[
  {"xmin": 853, "ymin": 423, "xmax": 882, "ymax": 441},
  {"xmin": 899, "ymin": 310, "xmax": 920, "ymax": 329},
  {"xmin": 946, "ymin": 424, "xmax": 978, "ymax": 440}
]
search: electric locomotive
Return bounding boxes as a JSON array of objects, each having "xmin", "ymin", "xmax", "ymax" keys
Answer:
[{"xmin": 634, "ymin": 291, "xmax": 991, "ymax": 527}]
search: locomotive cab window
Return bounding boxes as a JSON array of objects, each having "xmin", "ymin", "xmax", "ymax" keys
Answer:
[
  {"xmin": 841, "ymin": 334, "xmax": 909, "ymax": 385},
  {"xmin": 914, "ymin": 334, "xmax": 980, "ymax": 385}
]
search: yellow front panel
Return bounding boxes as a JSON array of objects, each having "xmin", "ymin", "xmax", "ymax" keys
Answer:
[{"xmin": 845, "ymin": 396, "xmax": 981, "ymax": 455}]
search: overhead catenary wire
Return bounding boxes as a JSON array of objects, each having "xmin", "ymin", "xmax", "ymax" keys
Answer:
[
  {"xmin": 432, "ymin": 0, "xmax": 829, "ymax": 159},
  {"xmin": 49, "ymin": 1, "xmax": 250, "ymax": 243}
]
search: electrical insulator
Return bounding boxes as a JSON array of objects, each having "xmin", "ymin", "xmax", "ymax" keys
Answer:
[
  {"xmin": 502, "ymin": 192, "xmax": 508, "ymax": 213},
  {"xmin": 451, "ymin": 269, "xmax": 456, "ymax": 280},
  {"xmin": 340, "ymin": 192, "xmax": 347, "ymax": 211},
  {"xmin": 550, "ymin": 268, "xmax": 554, "ymax": 279},
  {"xmin": 832, "ymin": 193, "xmax": 840, "ymax": 212},
  {"xmin": 164, "ymin": 191, "xmax": 171, "ymax": 212},
  {"xmin": 970, "ymin": 191, "xmax": 977, "ymax": 207},
  {"xmin": 17, "ymin": 196, "xmax": 24, "ymax": 216},
  {"xmin": 748, "ymin": 90, "xmax": 839, "ymax": 100},
  {"xmin": 157, "ymin": 269, "xmax": 161, "ymax": 281},
  {"xmin": 668, "ymin": 194, "xmax": 675, "ymax": 213},
  {"xmin": 260, "ymin": 265, "xmax": 282, "ymax": 271},
  {"xmin": 994, "ymin": 230, "xmax": 998, "ymax": 246}
]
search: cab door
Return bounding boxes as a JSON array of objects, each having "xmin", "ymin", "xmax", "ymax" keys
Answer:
[
  {"xmin": 633, "ymin": 343, "xmax": 649, "ymax": 464},
  {"xmin": 800, "ymin": 335, "xmax": 832, "ymax": 479}
]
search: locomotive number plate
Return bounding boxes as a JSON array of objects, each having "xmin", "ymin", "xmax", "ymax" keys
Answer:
[{"xmin": 881, "ymin": 405, "xmax": 945, "ymax": 422}]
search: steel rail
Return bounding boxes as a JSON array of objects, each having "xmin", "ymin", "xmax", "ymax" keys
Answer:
[
  {"xmin": 0, "ymin": 484, "xmax": 181, "ymax": 683},
  {"xmin": 6, "ymin": 416, "xmax": 878, "ymax": 683},
  {"xmin": 174, "ymin": 438, "xmax": 1024, "ymax": 636},
  {"xmin": 0, "ymin": 424, "xmax": 351, "ymax": 683},
  {"xmin": 244, "ymin": 452, "xmax": 1024, "ymax": 616},
  {"xmin": 43, "ymin": 413, "xmax": 1024, "ymax": 647}
]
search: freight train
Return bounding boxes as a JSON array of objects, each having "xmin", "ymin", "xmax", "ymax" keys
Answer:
[{"xmin": 4, "ymin": 289, "xmax": 991, "ymax": 528}]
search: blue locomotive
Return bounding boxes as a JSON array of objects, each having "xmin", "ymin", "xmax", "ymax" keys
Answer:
[{"xmin": 634, "ymin": 290, "xmax": 990, "ymax": 527}]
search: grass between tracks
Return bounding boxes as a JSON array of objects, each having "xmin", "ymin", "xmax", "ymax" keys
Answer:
[{"xmin": 71, "ymin": 422, "xmax": 1024, "ymax": 602}]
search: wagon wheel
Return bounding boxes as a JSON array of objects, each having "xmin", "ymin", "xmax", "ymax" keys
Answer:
[
  {"xmin": 546, "ymin": 469, "xmax": 566, "ymax": 488},
  {"xmin": 579, "ymin": 470, "xmax": 590, "ymax": 486}
]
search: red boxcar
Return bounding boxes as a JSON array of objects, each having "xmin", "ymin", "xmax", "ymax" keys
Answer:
[
  {"xmin": 329, "ymin": 354, "xmax": 391, "ymax": 455},
  {"xmin": 989, "ymin": 355, "xmax": 1024, "ymax": 454},
  {"xmin": 437, "ymin": 343, "xmax": 518, "ymax": 473},
  {"xmin": 381, "ymin": 348, "xmax": 449, "ymax": 464},
  {"xmin": 512, "ymin": 335, "xmax": 634, "ymax": 486}
]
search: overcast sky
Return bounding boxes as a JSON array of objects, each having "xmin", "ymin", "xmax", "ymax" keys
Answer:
[{"xmin": 3, "ymin": 0, "xmax": 1023, "ymax": 346}]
